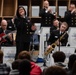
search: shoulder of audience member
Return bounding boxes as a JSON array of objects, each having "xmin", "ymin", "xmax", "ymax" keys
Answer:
[{"xmin": 30, "ymin": 62, "xmax": 42, "ymax": 74}]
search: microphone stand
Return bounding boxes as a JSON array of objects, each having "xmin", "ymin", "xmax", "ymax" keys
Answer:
[
  {"xmin": 42, "ymin": 33, "xmax": 49, "ymax": 67},
  {"xmin": 43, "ymin": 57, "xmax": 47, "ymax": 67}
]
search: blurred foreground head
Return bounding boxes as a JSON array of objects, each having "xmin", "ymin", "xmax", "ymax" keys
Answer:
[
  {"xmin": 18, "ymin": 51, "xmax": 31, "ymax": 60},
  {"xmin": 45, "ymin": 66, "xmax": 67, "ymax": 75}
]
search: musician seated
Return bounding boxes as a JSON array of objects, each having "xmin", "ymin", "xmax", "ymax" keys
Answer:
[
  {"xmin": 50, "ymin": 19, "xmax": 60, "ymax": 33},
  {"xmin": 47, "ymin": 22, "xmax": 68, "ymax": 48},
  {"xmin": 7, "ymin": 18, "xmax": 16, "ymax": 31},
  {"xmin": 0, "ymin": 19, "xmax": 13, "ymax": 46}
]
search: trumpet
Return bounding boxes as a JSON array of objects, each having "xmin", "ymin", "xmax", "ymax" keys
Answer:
[{"xmin": 44, "ymin": 32, "xmax": 67, "ymax": 56}]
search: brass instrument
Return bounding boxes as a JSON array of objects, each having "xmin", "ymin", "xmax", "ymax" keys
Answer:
[{"xmin": 44, "ymin": 32, "xmax": 67, "ymax": 56}]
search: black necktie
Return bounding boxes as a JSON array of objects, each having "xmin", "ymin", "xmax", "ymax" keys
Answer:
[{"xmin": 61, "ymin": 32, "xmax": 63, "ymax": 35}]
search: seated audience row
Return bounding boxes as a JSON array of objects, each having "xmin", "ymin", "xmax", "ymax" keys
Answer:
[{"xmin": 0, "ymin": 48, "xmax": 76, "ymax": 75}]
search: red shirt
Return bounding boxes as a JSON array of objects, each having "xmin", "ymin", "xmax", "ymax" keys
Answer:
[{"xmin": 30, "ymin": 62, "xmax": 42, "ymax": 75}]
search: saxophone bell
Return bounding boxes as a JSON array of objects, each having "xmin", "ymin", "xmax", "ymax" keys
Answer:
[{"xmin": 52, "ymin": 44, "xmax": 55, "ymax": 48}]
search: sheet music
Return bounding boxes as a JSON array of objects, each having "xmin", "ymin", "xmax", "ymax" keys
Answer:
[
  {"xmin": 32, "ymin": 6, "xmax": 39, "ymax": 17},
  {"xmin": 50, "ymin": 6, "xmax": 56, "ymax": 13},
  {"xmin": 68, "ymin": 27, "xmax": 76, "ymax": 47},
  {"xmin": 59, "ymin": 6, "xmax": 67, "ymax": 17},
  {"xmin": 34, "ymin": 23, "xmax": 41, "ymax": 35},
  {"xmin": 1, "ymin": 47, "xmax": 16, "ymax": 67}
]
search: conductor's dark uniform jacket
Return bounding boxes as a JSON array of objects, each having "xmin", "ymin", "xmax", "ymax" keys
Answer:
[
  {"xmin": 14, "ymin": 17, "xmax": 34, "ymax": 43},
  {"xmin": 14, "ymin": 16, "xmax": 35, "ymax": 57}
]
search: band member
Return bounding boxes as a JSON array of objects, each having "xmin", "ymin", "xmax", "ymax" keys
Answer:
[
  {"xmin": 7, "ymin": 17, "xmax": 16, "ymax": 31},
  {"xmin": 50, "ymin": 19, "xmax": 59, "ymax": 33},
  {"xmin": 14, "ymin": 6, "xmax": 36, "ymax": 59},
  {"xmin": 0, "ymin": 19, "xmax": 13, "ymax": 46},
  {"xmin": 64, "ymin": 3, "xmax": 76, "ymax": 27},
  {"xmin": 48, "ymin": 22, "xmax": 68, "ymax": 47},
  {"xmin": 39, "ymin": 0, "xmax": 55, "ymax": 27}
]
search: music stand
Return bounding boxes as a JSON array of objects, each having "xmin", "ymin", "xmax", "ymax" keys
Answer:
[
  {"xmin": 68, "ymin": 27, "xmax": 76, "ymax": 47},
  {"xmin": 30, "ymin": 33, "xmax": 39, "ymax": 62},
  {"xmin": 38, "ymin": 27, "xmax": 50, "ymax": 67}
]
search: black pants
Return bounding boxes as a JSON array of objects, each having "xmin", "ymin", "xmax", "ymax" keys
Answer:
[{"xmin": 15, "ymin": 41, "xmax": 30, "ymax": 59}]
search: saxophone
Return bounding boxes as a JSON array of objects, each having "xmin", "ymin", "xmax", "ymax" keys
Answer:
[{"xmin": 44, "ymin": 32, "xmax": 67, "ymax": 56}]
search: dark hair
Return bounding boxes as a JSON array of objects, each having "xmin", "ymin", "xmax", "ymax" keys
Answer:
[
  {"xmin": 19, "ymin": 59, "xmax": 31, "ymax": 75},
  {"xmin": 68, "ymin": 54, "xmax": 76, "ymax": 70},
  {"xmin": 72, "ymin": 61, "xmax": 76, "ymax": 75},
  {"xmin": 12, "ymin": 59, "xmax": 21, "ymax": 69},
  {"xmin": 0, "ymin": 50, "xmax": 3, "ymax": 63},
  {"xmin": 53, "ymin": 19, "xmax": 58, "ymax": 22},
  {"xmin": 18, "ymin": 51, "xmax": 31, "ymax": 60},
  {"xmin": 16, "ymin": 6, "xmax": 26, "ymax": 18},
  {"xmin": 45, "ymin": 66, "xmax": 67, "ymax": 75},
  {"xmin": 52, "ymin": 51, "xmax": 66, "ymax": 62}
]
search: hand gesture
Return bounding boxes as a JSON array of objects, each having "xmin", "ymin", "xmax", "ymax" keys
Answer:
[
  {"xmin": 55, "ymin": 40, "xmax": 62, "ymax": 45},
  {"xmin": 47, "ymin": 7, "xmax": 52, "ymax": 13},
  {"xmin": 47, "ymin": 45, "xmax": 51, "ymax": 49}
]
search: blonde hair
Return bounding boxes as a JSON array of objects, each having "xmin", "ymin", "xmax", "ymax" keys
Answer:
[{"xmin": 61, "ymin": 22, "xmax": 68, "ymax": 28}]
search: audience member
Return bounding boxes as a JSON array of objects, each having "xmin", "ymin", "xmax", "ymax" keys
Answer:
[
  {"xmin": 71, "ymin": 61, "xmax": 76, "ymax": 75},
  {"xmin": 53, "ymin": 51, "xmax": 66, "ymax": 62},
  {"xmin": 9, "ymin": 59, "xmax": 21, "ymax": 75},
  {"xmin": 0, "ymin": 50, "xmax": 11, "ymax": 75},
  {"xmin": 17, "ymin": 51, "xmax": 42, "ymax": 75},
  {"xmin": 68, "ymin": 54, "xmax": 76, "ymax": 71},
  {"xmin": 44, "ymin": 66, "xmax": 67, "ymax": 75},
  {"xmin": 19, "ymin": 59, "xmax": 31, "ymax": 75},
  {"xmin": 52, "ymin": 51, "xmax": 67, "ymax": 69}
]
